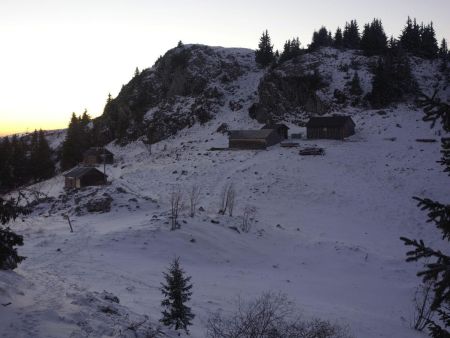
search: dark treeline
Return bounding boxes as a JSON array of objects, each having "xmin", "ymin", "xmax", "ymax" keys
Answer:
[
  {"xmin": 0, "ymin": 130, "xmax": 54, "ymax": 192},
  {"xmin": 255, "ymin": 16, "xmax": 449, "ymax": 68}
]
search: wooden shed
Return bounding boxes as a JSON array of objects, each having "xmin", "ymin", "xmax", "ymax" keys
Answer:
[
  {"xmin": 64, "ymin": 167, "xmax": 107, "ymax": 189},
  {"xmin": 261, "ymin": 123, "xmax": 289, "ymax": 139},
  {"xmin": 83, "ymin": 147, "xmax": 114, "ymax": 165},
  {"xmin": 306, "ymin": 116, "xmax": 355, "ymax": 140},
  {"xmin": 229, "ymin": 129, "xmax": 284, "ymax": 149}
]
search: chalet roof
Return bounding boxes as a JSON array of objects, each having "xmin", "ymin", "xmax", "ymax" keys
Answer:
[
  {"xmin": 64, "ymin": 167, "xmax": 107, "ymax": 178},
  {"xmin": 229, "ymin": 129, "xmax": 274, "ymax": 140},
  {"xmin": 306, "ymin": 116, "xmax": 355, "ymax": 128},
  {"xmin": 261, "ymin": 123, "xmax": 289, "ymax": 130},
  {"xmin": 83, "ymin": 147, "xmax": 113, "ymax": 157}
]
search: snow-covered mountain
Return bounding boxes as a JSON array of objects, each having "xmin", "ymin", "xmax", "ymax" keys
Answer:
[{"xmin": 1, "ymin": 45, "xmax": 449, "ymax": 337}]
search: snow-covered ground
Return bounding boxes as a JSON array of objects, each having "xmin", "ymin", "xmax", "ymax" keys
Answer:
[{"xmin": 1, "ymin": 102, "xmax": 448, "ymax": 337}]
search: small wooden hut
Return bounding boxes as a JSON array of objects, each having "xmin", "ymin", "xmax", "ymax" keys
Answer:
[
  {"xmin": 64, "ymin": 167, "xmax": 107, "ymax": 189},
  {"xmin": 83, "ymin": 147, "xmax": 114, "ymax": 165},
  {"xmin": 306, "ymin": 116, "xmax": 355, "ymax": 140},
  {"xmin": 229, "ymin": 129, "xmax": 284, "ymax": 149}
]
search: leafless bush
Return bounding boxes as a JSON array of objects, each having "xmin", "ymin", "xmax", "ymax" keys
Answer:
[
  {"xmin": 189, "ymin": 185, "xmax": 201, "ymax": 217},
  {"xmin": 170, "ymin": 188, "xmax": 184, "ymax": 230},
  {"xmin": 412, "ymin": 281, "xmax": 435, "ymax": 331},
  {"xmin": 241, "ymin": 206, "xmax": 255, "ymax": 233},
  {"xmin": 206, "ymin": 292, "xmax": 353, "ymax": 338},
  {"xmin": 219, "ymin": 183, "xmax": 235, "ymax": 216}
]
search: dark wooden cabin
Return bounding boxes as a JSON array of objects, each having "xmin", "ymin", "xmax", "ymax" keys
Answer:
[
  {"xmin": 306, "ymin": 116, "xmax": 355, "ymax": 140},
  {"xmin": 261, "ymin": 123, "xmax": 289, "ymax": 139},
  {"xmin": 83, "ymin": 147, "xmax": 114, "ymax": 165},
  {"xmin": 64, "ymin": 167, "xmax": 107, "ymax": 189},
  {"xmin": 229, "ymin": 129, "xmax": 284, "ymax": 149}
]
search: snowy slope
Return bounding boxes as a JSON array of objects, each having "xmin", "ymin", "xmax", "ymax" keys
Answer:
[{"xmin": 1, "ymin": 46, "xmax": 449, "ymax": 337}]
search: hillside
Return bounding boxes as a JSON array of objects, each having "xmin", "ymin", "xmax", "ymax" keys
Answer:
[{"xmin": 1, "ymin": 45, "xmax": 449, "ymax": 337}]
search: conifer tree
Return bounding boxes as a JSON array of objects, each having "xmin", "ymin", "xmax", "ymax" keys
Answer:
[
  {"xmin": 279, "ymin": 37, "xmax": 301, "ymax": 63},
  {"xmin": 0, "ymin": 197, "xmax": 28, "ymax": 270},
  {"xmin": 310, "ymin": 27, "xmax": 333, "ymax": 50},
  {"xmin": 369, "ymin": 48, "xmax": 417, "ymax": 108},
  {"xmin": 160, "ymin": 257, "xmax": 195, "ymax": 333},
  {"xmin": 61, "ymin": 112, "xmax": 91, "ymax": 170},
  {"xmin": 34, "ymin": 130, "xmax": 54, "ymax": 180},
  {"xmin": 334, "ymin": 27, "xmax": 343, "ymax": 49},
  {"xmin": 421, "ymin": 22, "xmax": 439, "ymax": 59},
  {"xmin": 440, "ymin": 39, "xmax": 449, "ymax": 58},
  {"xmin": 0, "ymin": 137, "xmax": 12, "ymax": 190},
  {"xmin": 401, "ymin": 95, "xmax": 450, "ymax": 337},
  {"xmin": 134, "ymin": 67, "xmax": 140, "ymax": 77},
  {"xmin": 400, "ymin": 17, "xmax": 423, "ymax": 57},
  {"xmin": 343, "ymin": 20, "xmax": 361, "ymax": 49},
  {"xmin": 255, "ymin": 30, "xmax": 275, "ymax": 67},
  {"xmin": 349, "ymin": 72, "xmax": 363, "ymax": 96},
  {"xmin": 360, "ymin": 19, "xmax": 387, "ymax": 56}
]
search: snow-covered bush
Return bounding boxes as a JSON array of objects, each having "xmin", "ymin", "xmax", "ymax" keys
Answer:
[{"xmin": 206, "ymin": 292, "xmax": 353, "ymax": 338}]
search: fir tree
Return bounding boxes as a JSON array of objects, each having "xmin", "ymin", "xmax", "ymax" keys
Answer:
[
  {"xmin": 160, "ymin": 257, "xmax": 195, "ymax": 333},
  {"xmin": 369, "ymin": 48, "xmax": 417, "ymax": 108},
  {"xmin": 34, "ymin": 130, "xmax": 54, "ymax": 180},
  {"xmin": 343, "ymin": 20, "xmax": 361, "ymax": 49},
  {"xmin": 61, "ymin": 112, "xmax": 92, "ymax": 170},
  {"xmin": 401, "ymin": 95, "xmax": 450, "ymax": 337},
  {"xmin": 360, "ymin": 19, "xmax": 387, "ymax": 56},
  {"xmin": 0, "ymin": 197, "xmax": 28, "ymax": 270},
  {"xmin": 255, "ymin": 30, "xmax": 275, "ymax": 67},
  {"xmin": 399, "ymin": 17, "xmax": 422, "ymax": 56},
  {"xmin": 134, "ymin": 67, "xmax": 140, "ymax": 77},
  {"xmin": 349, "ymin": 72, "xmax": 363, "ymax": 96},
  {"xmin": 310, "ymin": 27, "xmax": 333, "ymax": 50},
  {"xmin": 0, "ymin": 137, "xmax": 12, "ymax": 190},
  {"xmin": 421, "ymin": 22, "xmax": 439, "ymax": 59},
  {"xmin": 334, "ymin": 27, "xmax": 343, "ymax": 49},
  {"xmin": 440, "ymin": 39, "xmax": 449, "ymax": 58},
  {"xmin": 279, "ymin": 37, "xmax": 301, "ymax": 63}
]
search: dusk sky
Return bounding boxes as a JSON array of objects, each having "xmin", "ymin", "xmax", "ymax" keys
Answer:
[{"xmin": 1, "ymin": 0, "xmax": 449, "ymax": 136}]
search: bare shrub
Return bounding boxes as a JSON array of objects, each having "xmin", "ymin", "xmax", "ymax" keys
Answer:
[
  {"xmin": 241, "ymin": 206, "xmax": 255, "ymax": 233},
  {"xmin": 189, "ymin": 185, "xmax": 201, "ymax": 217},
  {"xmin": 206, "ymin": 292, "xmax": 353, "ymax": 338},
  {"xmin": 412, "ymin": 281, "xmax": 435, "ymax": 331},
  {"xmin": 219, "ymin": 183, "xmax": 235, "ymax": 216},
  {"xmin": 170, "ymin": 188, "xmax": 184, "ymax": 230}
]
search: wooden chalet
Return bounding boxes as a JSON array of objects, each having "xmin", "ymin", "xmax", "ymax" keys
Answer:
[
  {"xmin": 64, "ymin": 167, "xmax": 107, "ymax": 189},
  {"xmin": 83, "ymin": 147, "xmax": 114, "ymax": 165},
  {"xmin": 229, "ymin": 129, "xmax": 285, "ymax": 150},
  {"xmin": 306, "ymin": 115, "xmax": 355, "ymax": 140}
]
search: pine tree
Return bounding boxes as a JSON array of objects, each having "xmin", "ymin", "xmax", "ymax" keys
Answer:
[
  {"xmin": 334, "ymin": 27, "xmax": 343, "ymax": 49},
  {"xmin": 310, "ymin": 27, "xmax": 333, "ymax": 50},
  {"xmin": 343, "ymin": 20, "xmax": 361, "ymax": 49},
  {"xmin": 279, "ymin": 37, "xmax": 301, "ymax": 63},
  {"xmin": 34, "ymin": 130, "xmax": 54, "ymax": 180},
  {"xmin": 401, "ymin": 95, "xmax": 450, "ymax": 337},
  {"xmin": 349, "ymin": 72, "xmax": 363, "ymax": 96},
  {"xmin": 421, "ymin": 22, "xmax": 439, "ymax": 59},
  {"xmin": 440, "ymin": 39, "xmax": 449, "ymax": 58},
  {"xmin": 360, "ymin": 19, "xmax": 387, "ymax": 56},
  {"xmin": 0, "ymin": 197, "xmax": 28, "ymax": 270},
  {"xmin": 134, "ymin": 67, "xmax": 140, "ymax": 77},
  {"xmin": 369, "ymin": 48, "xmax": 417, "ymax": 108},
  {"xmin": 160, "ymin": 257, "xmax": 195, "ymax": 333},
  {"xmin": 0, "ymin": 137, "xmax": 13, "ymax": 190},
  {"xmin": 255, "ymin": 30, "xmax": 275, "ymax": 67},
  {"xmin": 61, "ymin": 112, "xmax": 91, "ymax": 170}
]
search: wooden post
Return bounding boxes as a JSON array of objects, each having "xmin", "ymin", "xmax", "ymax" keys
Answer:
[{"xmin": 64, "ymin": 214, "xmax": 74, "ymax": 233}]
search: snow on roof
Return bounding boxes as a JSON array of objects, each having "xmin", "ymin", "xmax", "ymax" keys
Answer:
[
  {"xmin": 306, "ymin": 115, "xmax": 355, "ymax": 128},
  {"xmin": 229, "ymin": 129, "xmax": 274, "ymax": 140},
  {"xmin": 64, "ymin": 167, "xmax": 106, "ymax": 178}
]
